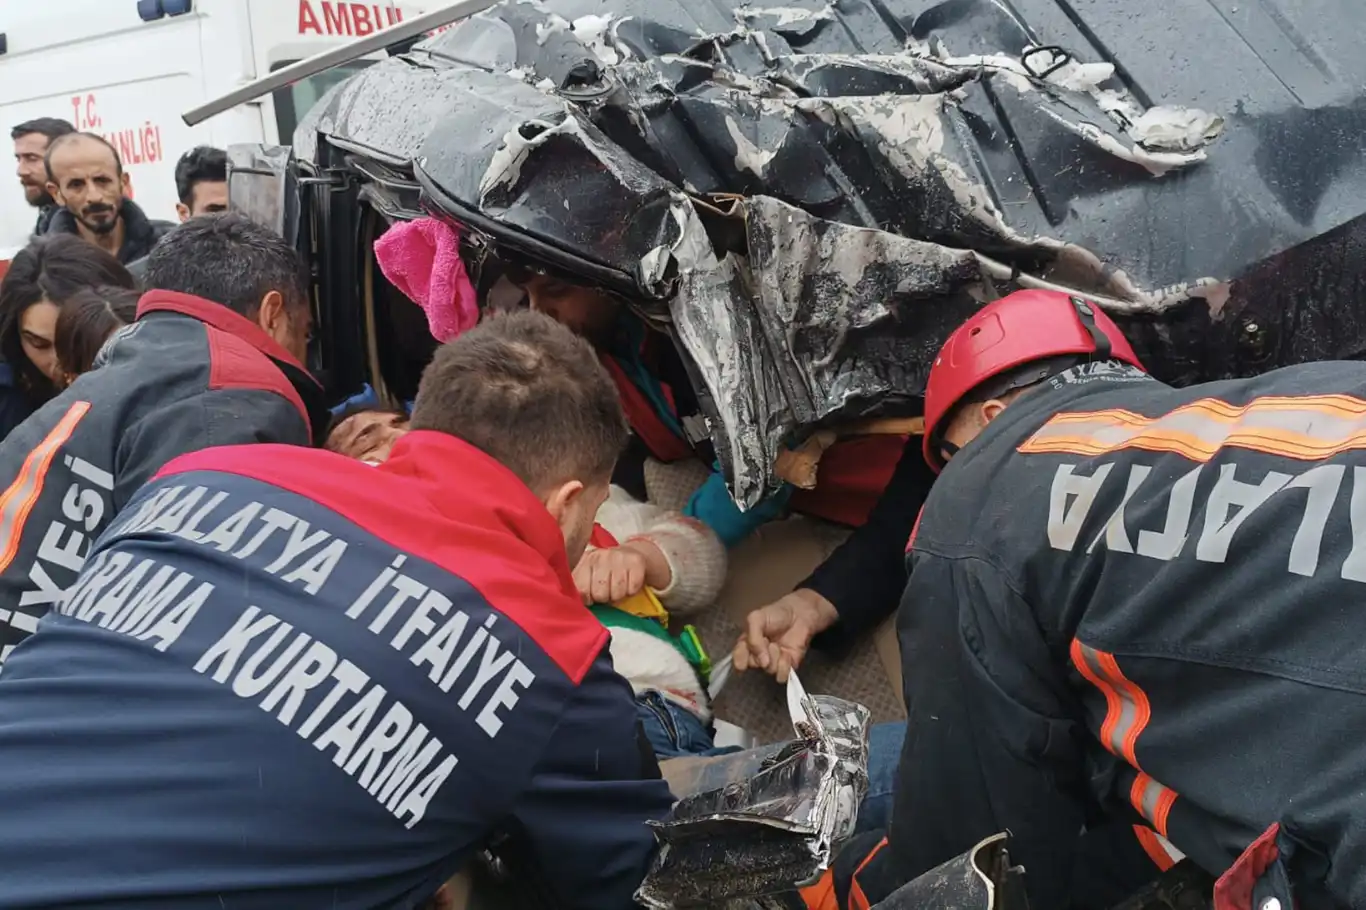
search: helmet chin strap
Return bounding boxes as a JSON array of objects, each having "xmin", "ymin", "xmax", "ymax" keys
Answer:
[{"xmin": 1070, "ymin": 296, "xmax": 1113, "ymax": 359}]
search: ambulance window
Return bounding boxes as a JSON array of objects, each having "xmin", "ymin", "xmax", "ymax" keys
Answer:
[{"xmin": 270, "ymin": 60, "xmax": 372, "ymax": 144}]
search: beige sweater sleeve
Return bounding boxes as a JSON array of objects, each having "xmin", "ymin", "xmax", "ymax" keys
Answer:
[{"xmin": 594, "ymin": 485, "xmax": 727, "ymax": 617}]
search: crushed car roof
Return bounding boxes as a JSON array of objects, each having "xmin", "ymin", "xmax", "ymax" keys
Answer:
[{"xmin": 298, "ymin": 0, "xmax": 1366, "ymax": 505}]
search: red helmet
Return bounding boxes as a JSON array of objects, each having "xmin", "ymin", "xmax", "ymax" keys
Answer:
[{"xmin": 922, "ymin": 289, "xmax": 1143, "ymax": 471}]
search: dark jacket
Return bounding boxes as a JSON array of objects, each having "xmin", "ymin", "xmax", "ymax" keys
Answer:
[
  {"xmin": 803, "ymin": 438, "xmax": 934, "ymax": 652},
  {"xmin": 0, "ymin": 432, "xmax": 673, "ymax": 909},
  {"xmin": 44, "ymin": 198, "xmax": 175, "ymax": 265},
  {"xmin": 125, "ymin": 253, "xmax": 149, "ymax": 285},
  {"xmin": 32, "ymin": 204, "xmax": 58, "ymax": 236},
  {"xmin": 0, "ymin": 289, "xmax": 327, "ymax": 665},
  {"xmin": 0, "ymin": 361, "xmax": 34, "ymax": 441},
  {"xmin": 876, "ymin": 360, "xmax": 1366, "ymax": 910}
]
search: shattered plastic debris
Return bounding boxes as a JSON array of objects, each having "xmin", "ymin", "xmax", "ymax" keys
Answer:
[
  {"xmin": 735, "ymin": 4, "xmax": 835, "ymax": 28},
  {"xmin": 635, "ymin": 672, "xmax": 870, "ymax": 909},
  {"xmin": 924, "ymin": 42, "xmax": 1222, "ymax": 173},
  {"xmin": 571, "ymin": 13, "xmax": 623, "ymax": 66},
  {"xmin": 299, "ymin": 0, "xmax": 1366, "ymax": 505},
  {"xmin": 1129, "ymin": 106, "xmax": 1227, "ymax": 153}
]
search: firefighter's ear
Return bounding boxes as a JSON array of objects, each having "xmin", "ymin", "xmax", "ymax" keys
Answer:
[
  {"xmin": 175, "ymin": 202, "xmax": 191, "ymax": 223},
  {"xmin": 255, "ymin": 290, "xmax": 289, "ymax": 339},
  {"xmin": 980, "ymin": 398, "xmax": 1010, "ymax": 425}
]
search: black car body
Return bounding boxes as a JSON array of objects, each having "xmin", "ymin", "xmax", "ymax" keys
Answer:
[{"xmin": 233, "ymin": 0, "xmax": 1366, "ymax": 504}]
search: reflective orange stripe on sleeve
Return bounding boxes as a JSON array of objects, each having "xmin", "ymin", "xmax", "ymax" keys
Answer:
[
  {"xmin": 1131, "ymin": 772, "xmax": 1178, "ymax": 839},
  {"xmin": 1071, "ymin": 639, "xmax": 1179, "ymax": 837},
  {"xmin": 0, "ymin": 402, "xmax": 90, "ymax": 573},
  {"xmin": 1019, "ymin": 394, "xmax": 1366, "ymax": 462},
  {"xmin": 1133, "ymin": 824, "xmax": 1185, "ymax": 871}
]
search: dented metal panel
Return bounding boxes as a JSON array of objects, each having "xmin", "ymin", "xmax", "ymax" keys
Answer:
[
  {"xmin": 636, "ymin": 674, "xmax": 870, "ymax": 908},
  {"xmin": 299, "ymin": 0, "xmax": 1366, "ymax": 505}
]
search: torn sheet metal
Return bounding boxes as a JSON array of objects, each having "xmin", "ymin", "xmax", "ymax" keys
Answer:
[
  {"xmin": 872, "ymin": 832, "xmax": 1029, "ymax": 910},
  {"xmin": 300, "ymin": 0, "xmax": 1366, "ymax": 501},
  {"xmin": 637, "ymin": 673, "xmax": 870, "ymax": 908},
  {"xmin": 672, "ymin": 195, "xmax": 989, "ymax": 505},
  {"xmin": 225, "ymin": 144, "xmax": 300, "ymax": 246}
]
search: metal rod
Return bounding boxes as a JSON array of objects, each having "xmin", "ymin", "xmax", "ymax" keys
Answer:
[{"xmin": 181, "ymin": 0, "xmax": 502, "ymax": 127}]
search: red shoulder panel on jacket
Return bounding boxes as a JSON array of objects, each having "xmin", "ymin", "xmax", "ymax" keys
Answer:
[
  {"xmin": 204, "ymin": 327, "xmax": 309, "ymax": 429},
  {"xmin": 156, "ymin": 442, "xmax": 608, "ymax": 683}
]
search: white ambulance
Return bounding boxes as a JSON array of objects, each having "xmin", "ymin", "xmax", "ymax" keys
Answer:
[{"xmin": 0, "ymin": 0, "xmax": 436, "ymax": 261}]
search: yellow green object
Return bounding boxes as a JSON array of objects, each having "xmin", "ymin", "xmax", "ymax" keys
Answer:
[
  {"xmin": 589, "ymin": 587, "xmax": 711, "ymax": 687},
  {"xmin": 613, "ymin": 586, "xmax": 670, "ymax": 623}
]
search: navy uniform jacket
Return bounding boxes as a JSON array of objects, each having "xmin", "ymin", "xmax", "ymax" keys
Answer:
[
  {"xmin": 0, "ymin": 431, "xmax": 674, "ymax": 908},
  {"xmin": 887, "ymin": 360, "xmax": 1366, "ymax": 910},
  {"xmin": 0, "ymin": 289, "xmax": 326, "ymax": 664}
]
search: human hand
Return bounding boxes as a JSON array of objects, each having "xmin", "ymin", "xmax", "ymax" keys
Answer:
[
  {"xmin": 732, "ymin": 588, "xmax": 839, "ymax": 683},
  {"xmin": 574, "ymin": 545, "xmax": 650, "ymax": 605}
]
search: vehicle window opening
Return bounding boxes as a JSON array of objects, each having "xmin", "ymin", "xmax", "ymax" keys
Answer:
[
  {"xmin": 270, "ymin": 59, "xmax": 373, "ymax": 145},
  {"xmin": 364, "ymin": 209, "xmax": 437, "ymax": 406}
]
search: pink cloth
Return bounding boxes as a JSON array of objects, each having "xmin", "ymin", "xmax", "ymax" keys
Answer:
[{"xmin": 373, "ymin": 217, "xmax": 478, "ymax": 343}]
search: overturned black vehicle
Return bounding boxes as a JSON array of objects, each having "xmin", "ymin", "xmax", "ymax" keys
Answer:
[{"xmin": 239, "ymin": 0, "xmax": 1366, "ymax": 507}]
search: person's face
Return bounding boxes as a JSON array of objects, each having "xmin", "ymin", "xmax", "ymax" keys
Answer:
[
  {"xmin": 176, "ymin": 180, "xmax": 229, "ymax": 222},
  {"xmin": 46, "ymin": 138, "xmax": 128, "ymax": 235},
  {"xmin": 326, "ymin": 410, "xmax": 410, "ymax": 464},
  {"xmin": 255, "ymin": 289, "xmax": 313, "ymax": 365},
  {"xmin": 542, "ymin": 478, "xmax": 611, "ymax": 568},
  {"xmin": 19, "ymin": 300, "xmax": 61, "ymax": 383},
  {"xmin": 14, "ymin": 133, "xmax": 52, "ymax": 207},
  {"xmin": 521, "ymin": 274, "xmax": 620, "ymax": 344}
]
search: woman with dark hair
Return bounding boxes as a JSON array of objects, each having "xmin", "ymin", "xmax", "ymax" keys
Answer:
[
  {"xmin": 0, "ymin": 235, "xmax": 136, "ymax": 434},
  {"xmin": 53, "ymin": 285, "xmax": 140, "ymax": 389}
]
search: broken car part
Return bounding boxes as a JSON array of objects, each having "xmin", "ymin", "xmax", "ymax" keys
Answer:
[
  {"xmin": 265, "ymin": 0, "xmax": 1365, "ymax": 505},
  {"xmin": 637, "ymin": 673, "xmax": 871, "ymax": 908}
]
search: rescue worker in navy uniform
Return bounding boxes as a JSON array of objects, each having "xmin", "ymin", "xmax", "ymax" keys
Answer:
[
  {"xmin": 809, "ymin": 289, "xmax": 1366, "ymax": 910},
  {"xmin": 0, "ymin": 310, "xmax": 673, "ymax": 909},
  {"xmin": 0, "ymin": 213, "xmax": 328, "ymax": 665}
]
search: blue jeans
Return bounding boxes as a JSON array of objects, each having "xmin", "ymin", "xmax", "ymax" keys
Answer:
[
  {"xmin": 636, "ymin": 692, "xmax": 744, "ymax": 759},
  {"xmin": 857, "ymin": 721, "xmax": 905, "ymax": 836}
]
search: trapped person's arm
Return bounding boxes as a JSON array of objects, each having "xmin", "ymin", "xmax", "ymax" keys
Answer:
[
  {"xmin": 113, "ymin": 389, "xmax": 311, "ymax": 508},
  {"xmin": 507, "ymin": 651, "xmax": 676, "ymax": 909},
  {"xmin": 593, "ymin": 486, "xmax": 727, "ymax": 615},
  {"xmin": 684, "ymin": 468, "xmax": 792, "ymax": 548},
  {"xmin": 886, "ymin": 548, "xmax": 1088, "ymax": 908}
]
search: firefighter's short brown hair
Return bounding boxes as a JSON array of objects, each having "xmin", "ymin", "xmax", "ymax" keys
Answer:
[{"xmin": 411, "ymin": 309, "xmax": 627, "ymax": 492}]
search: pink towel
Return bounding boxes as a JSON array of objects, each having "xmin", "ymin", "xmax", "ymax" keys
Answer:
[{"xmin": 373, "ymin": 217, "xmax": 479, "ymax": 343}]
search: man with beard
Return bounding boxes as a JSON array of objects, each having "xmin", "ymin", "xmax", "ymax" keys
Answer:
[
  {"xmin": 11, "ymin": 118, "xmax": 74, "ymax": 235},
  {"xmin": 43, "ymin": 132, "xmax": 173, "ymax": 266}
]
